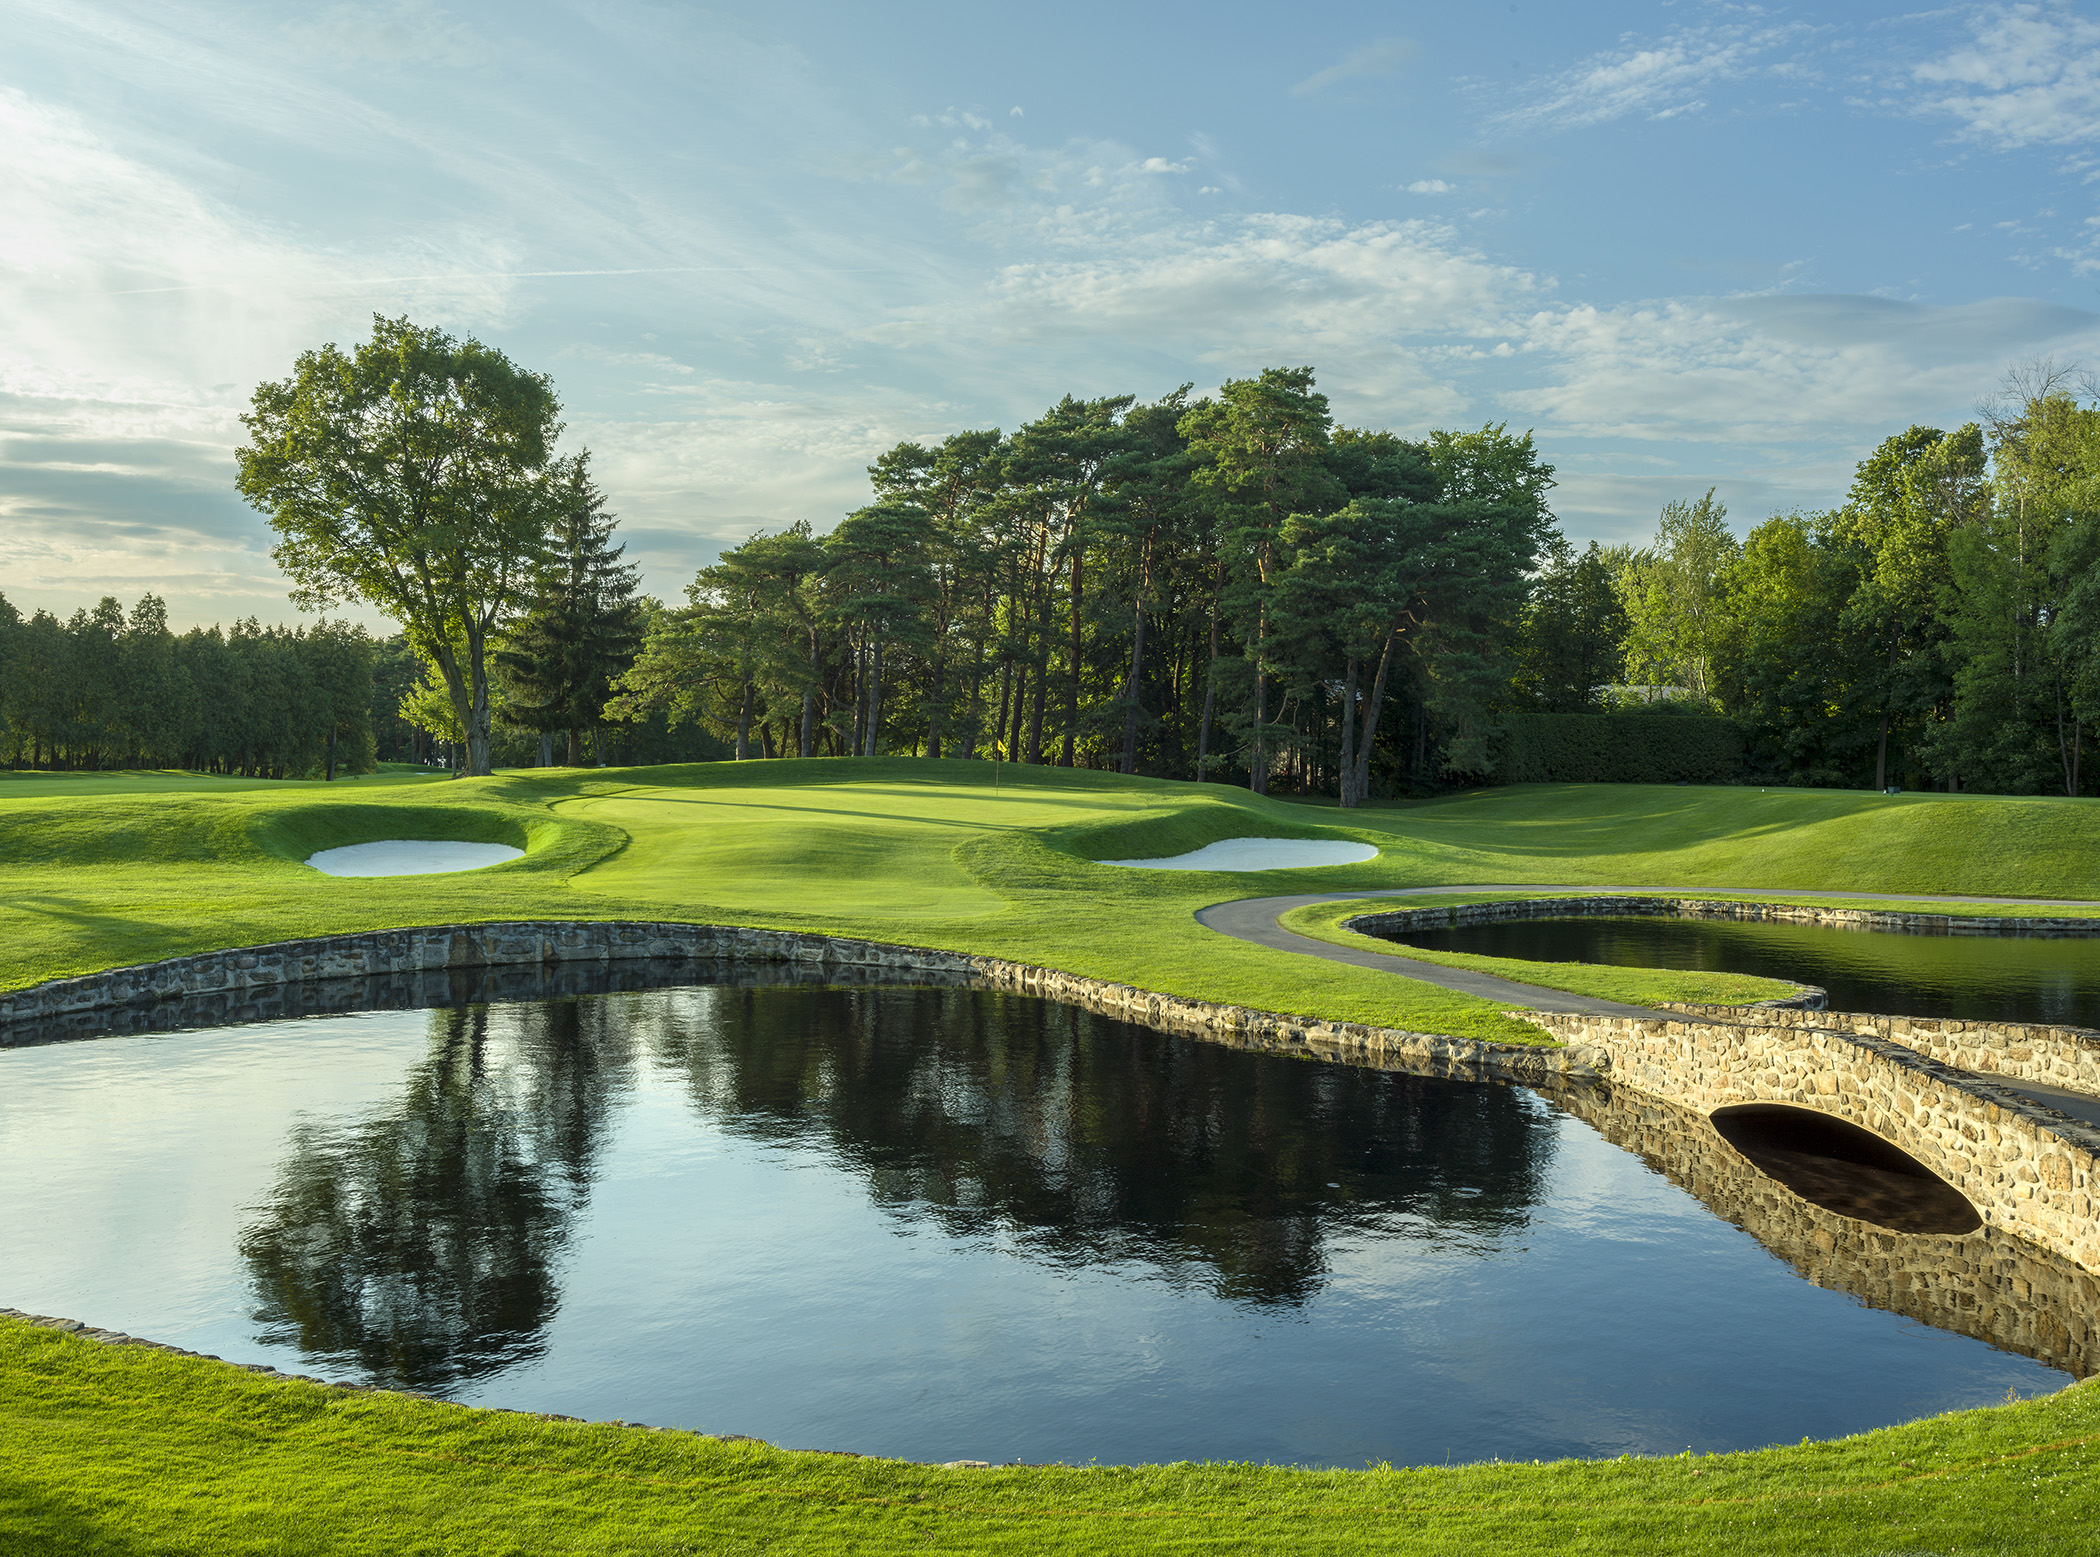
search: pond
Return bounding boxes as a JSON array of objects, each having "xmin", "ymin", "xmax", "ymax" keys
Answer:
[
  {"xmin": 1372, "ymin": 912, "xmax": 2100, "ymax": 1025},
  {"xmin": 0, "ymin": 971, "xmax": 2080, "ymax": 1469}
]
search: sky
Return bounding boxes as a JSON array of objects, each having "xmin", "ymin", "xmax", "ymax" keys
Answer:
[{"xmin": 6, "ymin": 0, "xmax": 2100, "ymax": 631}]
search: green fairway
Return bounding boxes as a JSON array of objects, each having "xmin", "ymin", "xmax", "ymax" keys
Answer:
[
  {"xmin": 8, "ymin": 762, "xmax": 2100, "ymax": 1037},
  {"xmin": 11, "ymin": 760, "xmax": 2100, "ymax": 1554}
]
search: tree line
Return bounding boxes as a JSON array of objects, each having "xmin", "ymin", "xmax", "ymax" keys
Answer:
[
  {"xmin": 14, "ymin": 313, "xmax": 2096, "ymax": 799},
  {"xmin": 0, "ymin": 594, "xmax": 374, "ymax": 776},
  {"xmin": 612, "ymin": 370, "xmax": 1556, "ymax": 805},
  {"xmin": 1525, "ymin": 361, "xmax": 2100, "ymax": 795}
]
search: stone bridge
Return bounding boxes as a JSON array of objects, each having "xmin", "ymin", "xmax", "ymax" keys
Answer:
[{"xmin": 1521, "ymin": 1004, "xmax": 2100, "ymax": 1277}]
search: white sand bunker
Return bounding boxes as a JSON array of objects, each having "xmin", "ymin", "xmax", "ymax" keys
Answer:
[
  {"xmin": 306, "ymin": 841, "xmax": 524, "ymax": 877},
  {"xmin": 1101, "ymin": 838, "xmax": 1378, "ymax": 871}
]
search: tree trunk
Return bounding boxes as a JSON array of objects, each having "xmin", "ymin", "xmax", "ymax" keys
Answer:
[
  {"xmin": 325, "ymin": 726, "xmax": 337, "ymax": 782},
  {"xmin": 1875, "ymin": 713, "xmax": 1889, "ymax": 792},
  {"xmin": 537, "ymin": 731, "xmax": 553, "ymax": 767},
  {"xmin": 1337, "ymin": 656, "xmax": 1360, "ymax": 806},
  {"xmin": 1196, "ymin": 561, "xmax": 1221, "ymax": 783},
  {"xmin": 995, "ymin": 654, "xmax": 1014, "ymax": 760},
  {"xmin": 1062, "ymin": 539, "xmax": 1083, "ymax": 767},
  {"xmin": 863, "ymin": 636, "xmax": 883, "ymax": 757},
  {"xmin": 736, "ymin": 682, "xmax": 752, "ymax": 762},
  {"xmin": 1350, "ymin": 632, "xmax": 1398, "ymax": 805},
  {"xmin": 1120, "ymin": 602, "xmax": 1147, "ymax": 776},
  {"xmin": 567, "ymin": 727, "xmax": 582, "ymax": 766},
  {"xmin": 1250, "ymin": 648, "xmax": 1268, "ymax": 795},
  {"xmin": 928, "ymin": 650, "xmax": 945, "ymax": 760},
  {"xmin": 1027, "ymin": 581, "xmax": 1051, "ymax": 764},
  {"xmin": 800, "ymin": 687, "xmax": 814, "ymax": 759}
]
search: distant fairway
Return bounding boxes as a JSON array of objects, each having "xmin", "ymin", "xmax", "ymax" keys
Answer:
[{"xmin": 5, "ymin": 757, "xmax": 2099, "ymax": 1036}]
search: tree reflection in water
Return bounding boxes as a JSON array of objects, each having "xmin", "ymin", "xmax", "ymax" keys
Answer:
[
  {"xmin": 640, "ymin": 984, "xmax": 1555, "ymax": 1307},
  {"xmin": 238, "ymin": 981, "xmax": 1559, "ymax": 1390},
  {"xmin": 239, "ymin": 998, "xmax": 636, "ymax": 1391}
]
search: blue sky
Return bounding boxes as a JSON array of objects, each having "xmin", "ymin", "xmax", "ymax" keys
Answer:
[{"xmin": 5, "ymin": 0, "xmax": 2100, "ymax": 628}]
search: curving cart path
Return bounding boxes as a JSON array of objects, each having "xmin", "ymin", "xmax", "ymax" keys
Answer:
[
  {"xmin": 1197, "ymin": 883, "xmax": 2100, "ymax": 1124},
  {"xmin": 1197, "ymin": 882, "xmax": 2100, "ymax": 1003}
]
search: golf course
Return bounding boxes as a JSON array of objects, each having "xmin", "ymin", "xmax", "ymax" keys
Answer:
[{"xmin": 5, "ymin": 761, "xmax": 2100, "ymax": 1553}]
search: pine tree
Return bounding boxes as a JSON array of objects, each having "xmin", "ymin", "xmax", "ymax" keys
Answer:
[{"xmin": 495, "ymin": 452, "xmax": 643, "ymax": 765}]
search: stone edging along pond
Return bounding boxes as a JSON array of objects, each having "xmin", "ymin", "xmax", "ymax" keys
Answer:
[
  {"xmin": 1344, "ymin": 893, "xmax": 2100, "ymax": 1096},
  {"xmin": 0, "ymin": 919, "xmax": 1590, "ymax": 1086},
  {"xmin": 1342, "ymin": 893, "xmax": 2100, "ymax": 939}
]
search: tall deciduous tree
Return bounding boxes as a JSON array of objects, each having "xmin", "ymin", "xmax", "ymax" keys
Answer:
[
  {"xmin": 236, "ymin": 314, "xmax": 562, "ymax": 776},
  {"xmin": 1619, "ymin": 490, "xmax": 1739, "ymax": 700}
]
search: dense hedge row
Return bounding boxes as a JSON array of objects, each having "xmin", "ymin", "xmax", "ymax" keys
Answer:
[{"xmin": 1493, "ymin": 711, "xmax": 1745, "ymax": 785}]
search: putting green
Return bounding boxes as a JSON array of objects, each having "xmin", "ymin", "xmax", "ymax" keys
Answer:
[{"xmin": 562, "ymin": 777, "xmax": 1176, "ymax": 919}]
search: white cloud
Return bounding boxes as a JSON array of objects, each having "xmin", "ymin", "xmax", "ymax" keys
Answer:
[
  {"xmin": 1507, "ymin": 294, "xmax": 2100, "ymax": 445},
  {"xmin": 1292, "ymin": 37, "xmax": 1420, "ymax": 97},
  {"xmin": 1911, "ymin": 2, "xmax": 2100, "ymax": 149},
  {"xmin": 1406, "ymin": 179, "xmax": 1454, "ymax": 194},
  {"xmin": 1494, "ymin": 21, "xmax": 1809, "ymax": 134}
]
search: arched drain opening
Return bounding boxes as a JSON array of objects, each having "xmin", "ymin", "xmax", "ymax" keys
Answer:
[{"xmin": 1709, "ymin": 1104, "xmax": 1982, "ymax": 1235}]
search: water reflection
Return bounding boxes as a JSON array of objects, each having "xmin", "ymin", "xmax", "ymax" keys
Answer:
[
  {"xmin": 640, "ymin": 986, "xmax": 1553, "ymax": 1305},
  {"xmin": 1375, "ymin": 913, "xmax": 2100, "ymax": 1025},
  {"xmin": 3, "ymin": 967, "xmax": 2076, "ymax": 1462},
  {"xmin": 240, "ymin": 999, "xmax": 636, "ymax": 1389},
  {"xmin": 1549, "ymin": 1082, "xmax": 2100, "ymax": 1378},
  {"xmin": 236, "ymin": 983, "xmax": 1557, "ymax": 1388}
]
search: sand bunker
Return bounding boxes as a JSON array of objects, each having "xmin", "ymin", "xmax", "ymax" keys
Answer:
[
  {"xmin": 306, "ymin": 841, "xmax": 524, "ymax": 877},
  {"xmin": 1101, "ymin": 838, "xmax": 1378, "ymax": 871}
]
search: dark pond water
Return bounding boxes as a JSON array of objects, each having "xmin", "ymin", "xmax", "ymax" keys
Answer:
[
  {"xmin": 0, "ymin": 973, "xmax": 2075, "ymax": 1468},
  {"xmin": 1378, "ymin": 913, "xmax": 2100, "ymax": 1024}
]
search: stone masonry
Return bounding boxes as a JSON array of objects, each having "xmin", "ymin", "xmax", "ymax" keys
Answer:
[
  {"xmin": 0, "ymin": 919, "xmax": 1591, "ymax": 1087},
  {"xmin": 1521, "ymin": 1006, "xmax": 2100, "ymax": 1276}
]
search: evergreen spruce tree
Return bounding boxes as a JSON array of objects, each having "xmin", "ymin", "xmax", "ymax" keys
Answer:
[{"xmin": 495, "ymin": 452, "xmax": 643, "ymax": 765}]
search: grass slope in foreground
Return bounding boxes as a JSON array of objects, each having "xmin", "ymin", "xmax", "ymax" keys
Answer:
[
  {"xmin": 5, "ymin": 1318, "xmax": 2098, "ymax": 1555},
  {"xmin": 9, "ymin": 762, "xmax": 2100, "ymax": 1552}
]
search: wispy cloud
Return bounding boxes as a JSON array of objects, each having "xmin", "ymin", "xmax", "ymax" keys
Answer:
[
  {"xmin": 1910, "ymin": 2, "xmax": 2100, "ymax": 149},
  {"xmin": 1492, "ymin": 20, "xmax": 1811, "ymax": 134},
  {"xmin": 1292, "ymin": 38, "xmax": 1419, "ymax": 97}
]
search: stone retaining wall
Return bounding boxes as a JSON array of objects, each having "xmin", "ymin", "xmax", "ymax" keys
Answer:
[
  {"xmin": 1660, "ymin": 1002, "xmax": 2100, "ymax": 1102},
  {"xmin": 0, "ymin": 920, "xmax": 1592, "ymax": 1086},
  {"xmin": 1346, "ymin": 894, "xmax": 2100, "ymax": 939},
  {"xmin": 1521, "ymin": 1008, "xmax": 2100, "ymax": 1274}
]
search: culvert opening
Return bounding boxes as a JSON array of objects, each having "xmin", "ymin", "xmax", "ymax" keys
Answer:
[{"xmin": 1710, "ymin": 1104, "xmax": 1982, "ymax": 1235}]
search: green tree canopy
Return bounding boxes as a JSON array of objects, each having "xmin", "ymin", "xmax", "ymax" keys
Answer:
[{"xmin": 235, "ymin": 314, "xmax": 563, "ymax": 776}]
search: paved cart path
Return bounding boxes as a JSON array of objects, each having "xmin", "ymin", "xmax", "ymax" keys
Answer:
[{"xmin": 1195, "ymin": 885, "xmax": 2100, "ymax": 1120}]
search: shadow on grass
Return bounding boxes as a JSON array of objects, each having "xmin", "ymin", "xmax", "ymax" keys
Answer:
[{"xmin": 0, "ymin": 1473, "xmax": 145, "ymax": 1557}]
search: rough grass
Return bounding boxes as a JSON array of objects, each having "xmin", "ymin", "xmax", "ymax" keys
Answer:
[
  {"xmin": 6, "ymin": 1319, "xmax": 2099, "ymax": 1556},
  {"xmin": 1278, "ymin": 898, "xmax": 1806, "ymax": 1007},
  {"xmin": 12, "ymin": 761, "xmax": 2100, "ymax": 1553}
]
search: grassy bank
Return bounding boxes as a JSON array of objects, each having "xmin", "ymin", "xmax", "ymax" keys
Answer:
[
  {"xmin": 7, "ymin": 1318, "xmax": 2099, "ymax": 1556},
  {"xmin": 11, "ymin": 760, "xmax": 2100, "ymax": 1553}
]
